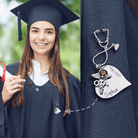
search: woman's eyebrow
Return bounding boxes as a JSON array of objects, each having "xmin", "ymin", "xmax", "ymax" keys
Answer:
[
  {"xmin": 31, "ymin": 27, "xmax": 54, "ymax": 30},
  {"xmin": 45, "ymin": 28, "xmax": 54, "ymax": 30},
  {"xmin": 31, "ymin": 27, "xmax": 39, "ymax": 29}
]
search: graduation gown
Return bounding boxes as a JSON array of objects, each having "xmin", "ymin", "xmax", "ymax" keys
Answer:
[
  {"xmin": 0, "ymin": 62, "xmax": 81, "ymax": 138},
  {"xmin": 81, "ymin": 0, "xmax": 138, "ymax": 137}
]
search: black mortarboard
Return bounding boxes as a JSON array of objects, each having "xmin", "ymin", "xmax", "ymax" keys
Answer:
[{"xmin": 10, "ymin": 0, "xmax": 79, "ymax": 41}]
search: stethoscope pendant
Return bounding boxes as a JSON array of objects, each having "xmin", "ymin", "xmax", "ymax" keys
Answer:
[
  {"xmin": 92, "ymin": 29, "xmax": 131, "ymax": 99},
  {"xmin": 54, "ymin": 101, "xmax": 61, "ymax": 114},
  {"xmin": 92, "ymin": 65, "xmax": 131, "ymax": 99}
]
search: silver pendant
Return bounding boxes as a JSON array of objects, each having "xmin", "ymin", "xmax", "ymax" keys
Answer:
[
  {"xmin": 54, "ymin": 107, "xmax": 61, "ymax": 114},
  {"xmin": 92, "ymin": 29, "xmax": 131, "ymax": 99},
  {"xmin": 92, "ymin": 65, "xmax": 131, "ymax": 99},
  {"xmin": 54, "ymin": 101, "xmax": 61, "ymax": 114}
]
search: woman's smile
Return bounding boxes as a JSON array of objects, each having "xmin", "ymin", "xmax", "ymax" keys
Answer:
[{"xmin": 35, "ymin": 42, "xmax": 48, "ymax": 47}]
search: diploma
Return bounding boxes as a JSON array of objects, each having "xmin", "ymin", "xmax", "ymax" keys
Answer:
[{"xmin": 0, "ymin": 66, "xmax": 12, "ymax": 81}]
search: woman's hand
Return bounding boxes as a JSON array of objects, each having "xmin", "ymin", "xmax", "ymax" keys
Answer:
[{"xmin": 2, "ymin": 75, "xmax": 26, "ymax": 106}]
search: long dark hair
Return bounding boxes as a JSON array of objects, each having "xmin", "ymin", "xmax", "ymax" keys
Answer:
[
  {"xmin": 11, "ymin": 28, "xmax": 71, "ymax": 116},
  {"xmin": 128, "ymin": 0, "xmax": 138, "ymax": 14}
]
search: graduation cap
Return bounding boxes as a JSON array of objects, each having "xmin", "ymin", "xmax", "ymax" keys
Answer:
[{"xmin": 10, "ymin": 0, "xmax": 79, "ymax": 41}]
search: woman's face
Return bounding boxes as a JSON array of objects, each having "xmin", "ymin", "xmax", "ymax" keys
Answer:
[{"xmin": 29, "ymin": 21, "xmax": 56, "ymax": 58}]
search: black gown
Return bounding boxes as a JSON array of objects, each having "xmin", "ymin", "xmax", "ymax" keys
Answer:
[
  {"xmin": 0, "ymin": 62, "xmax": 81, "ymax": 138},
  {"xmin": 81, "ymin": 0, "xmax": 138, "ymax": 137}
]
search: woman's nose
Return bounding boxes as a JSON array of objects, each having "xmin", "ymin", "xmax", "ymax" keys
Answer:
[{"xmin": 39, "ymin": 32, "xmax": 45, "ymax": 41}]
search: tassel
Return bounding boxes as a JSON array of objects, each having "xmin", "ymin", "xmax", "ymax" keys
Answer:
[{"xmin": 17, "ymin": 10, "xmax": 22, "ymax": 41}]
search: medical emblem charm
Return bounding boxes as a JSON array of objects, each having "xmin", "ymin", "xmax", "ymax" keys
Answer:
[
  {"xmin": 54, "ymin": 101, "xmax": 61, "ymax": 114},
  {"xmin": 92, "ymin": 29, "xmax": 131, "ymax": 99}
]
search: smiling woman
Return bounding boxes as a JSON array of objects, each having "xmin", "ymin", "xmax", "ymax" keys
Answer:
[
  {"xmin": 0, "ymin": 0, "xmax": 80, "ymax": 138},
  {"xmin": 29, "ymin": 21, "xmax": 56, "ymax": 60}
]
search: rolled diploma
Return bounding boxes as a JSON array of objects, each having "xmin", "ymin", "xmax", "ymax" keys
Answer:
[{"xmin": 0, "ymin": 66, "xmax": 12, "ymax": 81}]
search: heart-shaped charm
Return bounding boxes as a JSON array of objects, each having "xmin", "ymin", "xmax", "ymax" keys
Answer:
[
  {"xmin": 54, "ymin": 108, "xmax": 61, "ymax": 114},
  {"xmin": 92, "ymin": 65, "xmax": 131, "ymax": 99},
  {"xmin": 113, "ymin": 43, "xmax": 119, "ymax": 51}
]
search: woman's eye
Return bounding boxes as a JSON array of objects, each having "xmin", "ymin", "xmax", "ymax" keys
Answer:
[
  {"xmin": 32, "ymin": 30, "xmax": 38, "ymax": 33},
  {"xmin": 46, "ymin": 31, "xmax": 52, "ymax": 34}
]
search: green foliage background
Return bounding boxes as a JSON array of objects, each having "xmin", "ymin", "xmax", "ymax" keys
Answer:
[{"xmin": 0, "ymin": 0, "xmax": 80, "ymax": 79}]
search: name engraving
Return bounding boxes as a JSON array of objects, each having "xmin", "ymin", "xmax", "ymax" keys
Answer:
[{"xmin": 104, "ymin": 89, "xmax": 118, "ymax": 97}]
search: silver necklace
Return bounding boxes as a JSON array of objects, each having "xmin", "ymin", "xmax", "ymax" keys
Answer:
[
  {"xmin": 92, "ymin": 29, "xmax": 131, "ymax": 99},
  {"xmin": 54, "ymin": 101, "xmax": 61, "ymax": 114}
]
